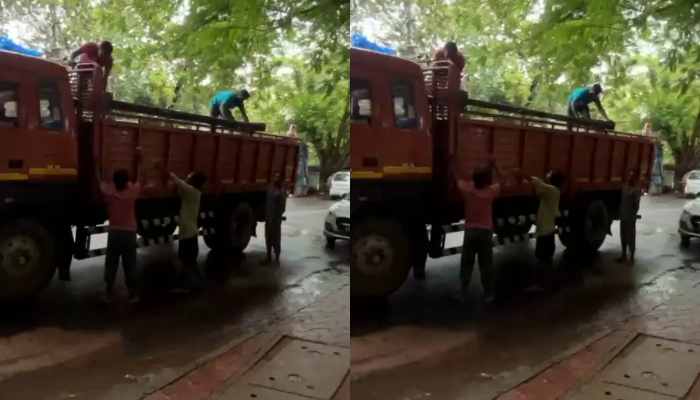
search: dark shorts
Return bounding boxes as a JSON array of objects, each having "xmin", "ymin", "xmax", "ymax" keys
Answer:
[
  {"xmin": 210, "ymin": 105, "xmax": 221, "ymax": 118},
  {"xmin": 178, "ymin": 236, "xmax": 199, "ymax": 265},
  {"xmin": 567, "ymin": 100, "xmax": 591, "ymax": 119},
  {"xmin": 535, "ymin": 233, "xmax": 556, "ymax": 261}
]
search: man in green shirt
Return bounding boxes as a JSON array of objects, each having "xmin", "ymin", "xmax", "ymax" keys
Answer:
[
  {"xmin": 523, "ymin": 171, "xmax": 564, "ymax": 290},
  {"xmin": 154, "ymin": 161, "xmax": 206, "ymax": 292}
]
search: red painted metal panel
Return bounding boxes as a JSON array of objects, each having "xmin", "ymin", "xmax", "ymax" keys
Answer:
[
  {"xmin": 101, "ymin": 125, "xmax": 137, "ymax": 180},
  {"xmin": 593, "ymin": 139, "xmax": 612, "ymax": 184},
  {"xmin": 610, "ymin": 141, "xmax": 626, "ymax": 182},
  {"xmin": 255, "ymin": 142, "xmax": 274, "ymax": 184},
  {"xmin": 549, "ymin": 133, "xmax": 572, "ymax": 173},
  {"xmin": 238, "ymin": 140, "xmax": 258, "ymax": 184},
  {"xmin": 522, "ymin": 130, "xmax": 548, "ymax": 178},
  {"xmin": 217, "ymin": 137, "xmax": 240, "ymax": 187}
]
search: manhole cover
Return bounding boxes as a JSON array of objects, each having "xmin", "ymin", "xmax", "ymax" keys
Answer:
[
  {"xmin": 224, "ymin": 384, "xmax": 310, "ymax": 400},
  {"xmin": 245, "ymin": 339, "xmax": 349, "ymax": 399},
  {"xmin": 568, "ymin": 381, "xmax": 676, "ymax": 400},
  {"xmin": 600, "ymin": 336, "xmax": 700, "ymax": 397}
]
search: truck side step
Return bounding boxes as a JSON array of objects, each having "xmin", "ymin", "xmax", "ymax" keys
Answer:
[
  {"xmin": 435, "ymin": 210, "xmax": 570, "ymax": 234},
  {"xmin": 81, "ymin": 212, "xmax": 287, "ymax": 259},
  {"xmin": 85, "ymin": 228, "xmax": 216, "ymax": 258},
  {"xmin": 440, "ymin": 227, "xmax": 571, "ymax": 257},
  {"xmin": 86, "ymin": 213, "xmax": 217, "ymax": 234}
]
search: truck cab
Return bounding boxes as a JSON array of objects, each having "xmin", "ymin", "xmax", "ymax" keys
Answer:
[
  {"xmin": 0, "ymin": 51, "xmax": 79, "ymax": 189},
  {"xmin": 349, "ymin": 48, "xmax": 432, "ymax": 183}
]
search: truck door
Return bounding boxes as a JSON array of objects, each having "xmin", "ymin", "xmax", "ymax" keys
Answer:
[
  {"xmin": 25, "ymin": 76, "xmax": 78, "ymax": 180},
  {"xmin": 384, "ymin": 76, "xmax": 432, "ymax": 177},
  {"xmin": 0, "ymin": 69, "xmax": 30, "ymax": 181},
  {"xmin": 349, "ymin": 74, "xmax": 381, "ymax": 177}
]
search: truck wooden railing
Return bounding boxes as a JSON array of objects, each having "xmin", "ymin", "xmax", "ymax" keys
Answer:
[
  {"xmin": 420, "ymin": 62, "xmax": 618, "ymax": 133},
  {"xmin": 67, "ymin": 62, "xmax": 275, "ymax": 138}
]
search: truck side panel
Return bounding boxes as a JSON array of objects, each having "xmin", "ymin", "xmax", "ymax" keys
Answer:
[
  {"xmin": 450, "ymin": 120, "xmax": 657, "ymax": 201},
  {"xmin": 98, "ymin": 121, "xmax": 298, "ymax": 200}
]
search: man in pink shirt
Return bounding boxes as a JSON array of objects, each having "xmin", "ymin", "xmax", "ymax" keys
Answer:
[
  {"xmin": 450, "ymin": 157, "xmax": 505, "ymax": 303},
  {"xmin": 97, "ymin": 148, "xmax": 143, "ymax": 304},
  {"xmin": 69, "ymin": 40, "xmax": 114, "ymax": 91}
]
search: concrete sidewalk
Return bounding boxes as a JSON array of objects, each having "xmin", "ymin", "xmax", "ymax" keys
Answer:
[
  {"xmin": 142, "ymin": 284, "xmax": 349, "ymax": 400},
  {"xmin": 495, "ymin": 281, "xmax": 700, "ymax": 400}
]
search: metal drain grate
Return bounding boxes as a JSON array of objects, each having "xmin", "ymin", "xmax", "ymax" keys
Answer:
[
  {"xmin": 226, "ymin": 385, "xmax": 310, "ymax": 400},
  {"xmin": 245, "ymin": 339, "xmax": 349, "ymax": 399},
  {"xmin": 599, "ymin": 336, "xmax": 700, "ymax": 398},
  {"xmin": 568, "ymin": 381, "xmax": 676, "ymax": 400}
]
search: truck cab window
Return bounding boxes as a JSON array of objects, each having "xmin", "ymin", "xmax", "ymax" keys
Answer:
[
  {"xmin": 350, "ymin": 79, "xmax": 372, "ymax": 124},
  {"xmin": 38, "ymin": 79, "xmax": 63, "ymax": 130},
  {"xmin": 0, "ymin": 81, "xmax": 19, "ymax": 127},
  {"xmin": 392, "ymin": 80, "xmax": 418, "ymax": 128}
]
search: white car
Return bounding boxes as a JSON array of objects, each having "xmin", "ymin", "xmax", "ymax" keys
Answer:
[
  {"xmin": 679, "ymin": 198, "xmax": 700, "ymax": 247},
  {"xmin": 684, "ymin": 170, "xmax": 700, "ymax": 197},
  {"xmin": 329, "ymin": 171, "xmax": 350, "ymax": 200},
  {"xmin": 324, "ymin": 193, "xmax": 350, "ymax": 250}
]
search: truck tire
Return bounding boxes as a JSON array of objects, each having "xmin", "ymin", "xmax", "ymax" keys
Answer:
[
  {"xmin": 205, "ymin": 202, "xmax": 256, "ymax": 252},
  {"xmin": 352, "ymin": 217, "xmax": 410, "ymax": 297},
  {"xmin": 0, "ymin": 219, "xmax": 57, "ymax": 299},
  {"xmin": 228, "ymin": 202, "xmax": 256, "ymax": 252},
  {"xmin": 582, "ymin": 200, "xmax": 609, "ymax": 251},
  {"xmin": 558, "ymin": 200, "xmax": 609, "ymax": 252}
]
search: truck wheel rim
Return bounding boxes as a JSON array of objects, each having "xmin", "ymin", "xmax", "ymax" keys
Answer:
[
  {"xmin": 0, "ymin": 235, "xmax": 40, "ymax": 277},
  {"xmin": 353, "ymin": 234, "xmax": 394, "ymax": 277},
  {"xmin": 230, "ymin": 207, "xmax": 253, "ymax": 246},
  {"xmin": 586, "ymin": 205, "xmax": 607, "ymax": 243}
]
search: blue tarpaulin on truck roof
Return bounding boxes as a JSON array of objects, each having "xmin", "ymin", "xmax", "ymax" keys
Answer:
[
  {"xmin": 0, "ymin": 36, "xmax": 41, "ymax": 57},
  {"xmin": 351, "ymin": 33, "xmax": 395, "ymax": 55}
]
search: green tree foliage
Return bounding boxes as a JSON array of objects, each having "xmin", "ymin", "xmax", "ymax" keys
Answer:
[{"xmin": 253, "ymin": 55, "xmax": 350, "ymax": 182}]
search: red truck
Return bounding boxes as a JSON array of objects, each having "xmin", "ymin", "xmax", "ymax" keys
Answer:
[
  {"xmin": 0, "ymin": 51, "xmax": 300, "ymax": 299},
  {"xmin": 350, "ymin": 47, "xmax": 657, "ymax": 297}
]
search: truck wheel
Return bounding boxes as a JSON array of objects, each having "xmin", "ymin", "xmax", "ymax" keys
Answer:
[
  {"xmin": 228, "ymin": 202, "xmax": 256, "ymax": 251},
  {"xmin": 582, "ymin": 200, "xmax": 609, "ymax": 251},
  {"xmin": 559, "ymin": 201, "xmax": 609, "ymax": 252},
  {"xmin": 0, "ymin": 219, "xmax": 57, "ymax": 299},
  {"xmin": 206, "ymin": 202, "xmax": 256, "ymax": 252},
  {"xmin": 352, "ymin": 217, "xmax": 410, "ymax": 297}
]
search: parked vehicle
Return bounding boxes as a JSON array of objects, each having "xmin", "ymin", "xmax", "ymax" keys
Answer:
[
  {"xmin": 0, "ymin": 52, "xmax": 300, "ymax": 298},
  {"xmin": 683, "ymin": 171, "xmax": 700, "ymax": 197},
  {"xmin": 679, "ymin": 198, "xmax": 700, "ymax": 247},
  {"xmin": 324, "ymin": 192, "xmax": 350, "ymax": 250},
  {"xmin": 329, "ymin": 171, "xmax": 350, "ymax": 199},
  {"xmin": 350, "ymin": 47, "xmax": 657, "ymax": 297}
]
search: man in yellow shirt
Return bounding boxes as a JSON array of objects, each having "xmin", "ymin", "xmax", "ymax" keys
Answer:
[
  {"xmin": 523, "ymin": 171, "xmax": 564, "ymax": 290},
  {"xmin": 154, "ymin": 161, "xmax": 206, "ymax": 292}
]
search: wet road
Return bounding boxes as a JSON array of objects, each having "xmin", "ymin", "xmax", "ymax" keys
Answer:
[
  {"xmin": 0, "ymin": 197, "xmax": 349, "ymax": 400},
  {"xmin": 351, "ymin": 194, "xmax": 700, "ymax": 400}
]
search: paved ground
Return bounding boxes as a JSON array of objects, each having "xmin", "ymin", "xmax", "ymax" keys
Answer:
[
  {"xmin": 351, "ymin": 194, "xmax": 700, "ymax": 400},
  {"xmin": 0, "ymin": 196, "xmax": 349, "ymax": 400}
]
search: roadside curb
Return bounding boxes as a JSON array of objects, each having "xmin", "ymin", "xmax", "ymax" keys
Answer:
[
  {"xmin": 99, "ymin": 329, "xmax": 262, "ymax": 400},
  {"xmin": 493, "ymin": 329, "xmax": 636, "ymax": 400},
  {"xmin": 350, "ymin": 326, "xmax": 480, "ymax": 381}
]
